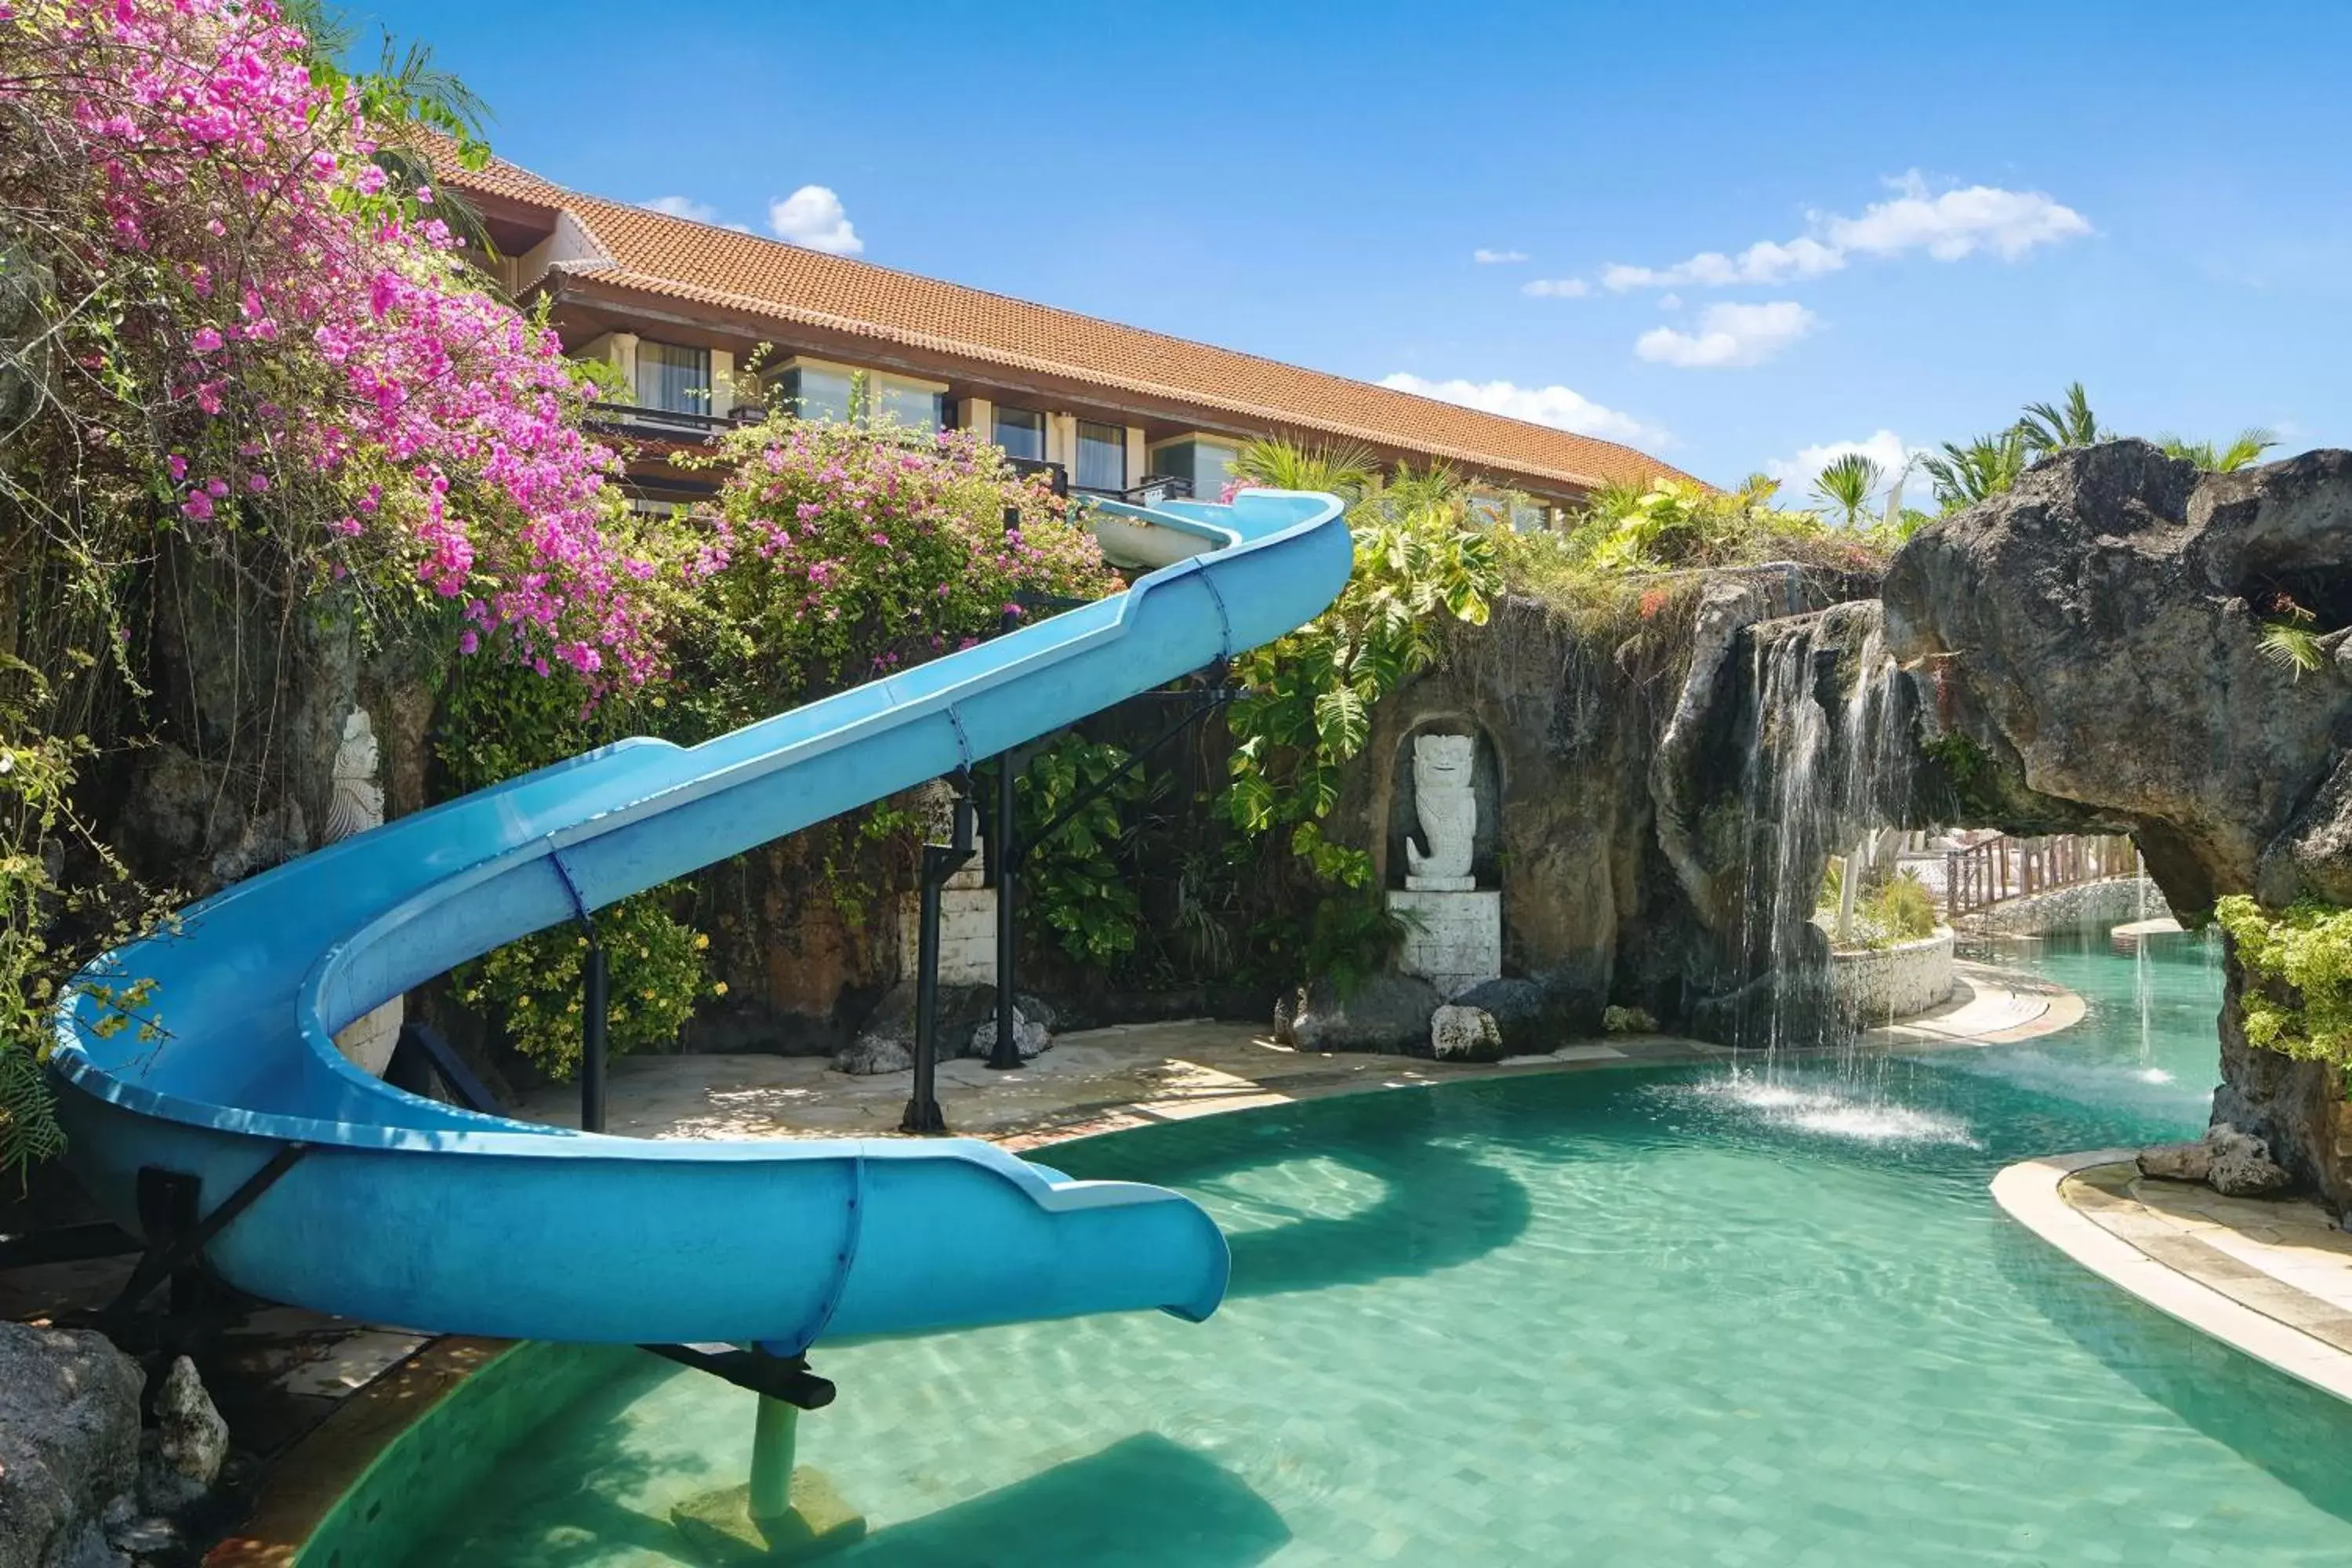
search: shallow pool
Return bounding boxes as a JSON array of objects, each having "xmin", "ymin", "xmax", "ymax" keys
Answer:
[{"xmin": 396, "ymin": 938, "xmax": 2352, "ymax": 1566}]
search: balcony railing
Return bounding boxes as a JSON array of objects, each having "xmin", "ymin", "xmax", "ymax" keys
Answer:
[{"xmin": 586, "ymin": 401, "xmax": 763, "ymax": 441}]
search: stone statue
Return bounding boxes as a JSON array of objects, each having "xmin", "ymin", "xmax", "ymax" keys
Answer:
[
  {"xmin": 325, "ymin": 710, "xmax": 402, "ymax": 1075},
  {"xmin": 1405, "ymin": 734, "xmax": 1477, "ymax": 891}
]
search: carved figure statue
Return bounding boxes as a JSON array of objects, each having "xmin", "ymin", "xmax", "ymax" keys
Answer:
[
  {"xmin": 325, "ymin": 710, "xmax": 402, "ymax": 1074},
  {"xmin": 1405, "ymin": 734, "xmax": 1477, "ymax": 889}
]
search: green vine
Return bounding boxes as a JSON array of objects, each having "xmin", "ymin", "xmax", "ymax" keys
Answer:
[
  {"xmin": 2215, "ymin": 895, "xmax": 2352, "ymax": 1072},
  {"xmin": 1016, "ymin": 735, "xmax": 1147, "ymax": 967}
]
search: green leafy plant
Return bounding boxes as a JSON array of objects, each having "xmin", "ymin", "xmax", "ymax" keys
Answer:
[
  {"xmin": 1810, "ymin": 453, "xmax": 1884, "ymax": 530},
  {"xmin": 1922, "ymin": 427, "xmax": 2029, "ymax": 513},
  {"xmin": 1222, "ymin": 442, "xmax": 1500, "ymax": 860},
  {"xmin": 1602, "ymin": 1004, "xmax": 1657, "ymax": 1035},
  {"xmin": 1016, "ymin": 735, "xmax": 1147, "ymax": 967},
  {"xmin": 2160, "ymin": 429, "xmax": 2278, "ymax": 472},
  {"xmin": 2260, "ymin": 620, "xmax": 2327, "ymax": 681},
  {"xmin": 2017, "ymin": 382, "xmax": 2107, "ymax": 456},
  {"xmin": 2214, "ymin": 895, "xmax": 2352, "ymax": 1073},
  {"xmin": 1868, "ymin": 870, "xmax": 1937, "ymax": 942},
  {"xmin": 456, "ymin": 897, "xmax": 715, "ymax": 1079},
  {"xmin": 1301, "ymin": 892, "xmax": 1417, "ymax": 998}
]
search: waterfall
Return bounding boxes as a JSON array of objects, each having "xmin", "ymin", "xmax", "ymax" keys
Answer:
[{"xmin": 1719, "ymin": 603, "xmax": 1916, "ymax": 1078}]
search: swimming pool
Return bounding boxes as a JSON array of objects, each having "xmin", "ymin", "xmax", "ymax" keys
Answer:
[{"xmin": 362, "ymin": 938, "xmax": 2352, "ymax": 1566}]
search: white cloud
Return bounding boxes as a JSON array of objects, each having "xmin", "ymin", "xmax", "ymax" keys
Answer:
[
  {"xmin": 1521, "ymin": 278, "xmax": 1588, "ymax": 298},
  {"xmin": 644, "ymin": 194, "xmax": 720, "ymax": 223},
  {"xmin": 1635, "ymin": 301, "xmax": 1817, "ymax": 368},
  {"xmin": 1474, "ymin": 247, "xmax": 1529, "ymax": 264},
  {"xmin": 1602, "ymin": 172, "xmax": 2089, "ymax": 292},
  {"xmin": 1657, "ymin": 292, "xmax": 1682, "ymax": 310},
  {"xmin": 1766, "ymin": 430, "xmax": 1926, "ymax": 494},
  {"xmin": 1825, "ymin": 170, "xmax": 2093, "ymax": 260},
  {"xmin": 1604, "ymin": 235, "xmax": 1844, "ymax": 292},
  {"xmin": 768, "ymin": 186, "xmax": 862, "ymax": 256},
  {"xmin": 1378, "ymin": 372, "xmax": 1669, "ymax": 448}
]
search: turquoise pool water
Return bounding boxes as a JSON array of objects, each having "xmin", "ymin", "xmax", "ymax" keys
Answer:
[{"xmin": 402, "ymin": 938, "xmax": 2352, "ymax": 1566}]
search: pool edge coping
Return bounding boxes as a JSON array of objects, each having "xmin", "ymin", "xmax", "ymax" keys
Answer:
[{"xmin": 1991, "ymin": 1149, "xmax": 2352, "ymax": 1406}]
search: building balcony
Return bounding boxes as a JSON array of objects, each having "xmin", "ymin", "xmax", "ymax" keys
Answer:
[{"xmin": 586, "ymin": 401, "xmax": 763, "ymax": 444}]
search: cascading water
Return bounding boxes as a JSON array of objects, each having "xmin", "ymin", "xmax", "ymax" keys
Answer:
[{"xmin": 1715, "ymin": 601, "xmax": 1933, "ymax": 1135}]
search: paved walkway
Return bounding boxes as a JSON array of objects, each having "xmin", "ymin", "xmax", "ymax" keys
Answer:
[
  {"xmin": 510, "ymin": 961, "xmax": 2079, "ymax": 1148},
  {"xmin": 1994, "ymin": 1151, "xmax": 2352, "ymax": 1403},
  {"xmin": 1858, "ymin": 960, "xmax": 2085, "ymax": 1047},
  {"xmin": 510, "ymin": 1019, "xmax": 1740, "ymax": 1147}
]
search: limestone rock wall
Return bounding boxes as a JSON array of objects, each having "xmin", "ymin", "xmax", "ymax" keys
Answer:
[{"xmin": 1883, "ymin": 441, "xmax": 2352, "ymax": 1210}]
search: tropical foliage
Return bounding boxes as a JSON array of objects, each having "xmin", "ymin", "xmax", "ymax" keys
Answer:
[
  {"xmin": 2214, "ymin": 895, "xmax": 2352, "ymax": 1073},
  {"xmin": 0, "ymin": 0, "xmax": 674, "ymax": 1165},
  {"xmin": 1221, "ymin": 440, "xmax": 1499, "ymax": 888},
  {"xmin": 437, "ymin": 419, "xmax": 1123, "ymax": 1073}
]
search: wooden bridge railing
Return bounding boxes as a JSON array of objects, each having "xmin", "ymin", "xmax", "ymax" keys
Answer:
[{"xmin": 1946, "ymin": 833, "xmax": 2140, "ymax": 920}]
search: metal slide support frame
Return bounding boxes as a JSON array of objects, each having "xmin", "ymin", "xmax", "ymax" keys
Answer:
[
  {"xmin": 904, "ymin": 768, "xmax": 977, "ymax": 1134},
  {"xmin": 546, "ymin": 845, "xmax": 608, "ymax": 1134},
  {"xmin": 987, "ymin": 660, "xmax": 1238, "ymax": 1071}
]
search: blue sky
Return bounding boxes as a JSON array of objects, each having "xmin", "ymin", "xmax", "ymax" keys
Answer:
[{"xmin": 361, "ymin": 0, "xmax": 2352, "ymax": 493}]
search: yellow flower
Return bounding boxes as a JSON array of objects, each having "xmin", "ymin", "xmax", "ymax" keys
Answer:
[
  {"xmin": 693, "ymin": 933, "xmax": 710, "ymax": 950},
  {"xmin": 713, "ymin": 981, "xmax": 729, "ymax": 996}
]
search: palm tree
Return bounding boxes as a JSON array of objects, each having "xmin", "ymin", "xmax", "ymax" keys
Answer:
[
  {"xmin": 287, "ymin": 2, "xmax": 499, "ymax": 254},
  {"xmin": 2158, "ymin": 429, "xmax": 2278, "ymax": 472},
  {"xmin": 1809, "ymin": 452, "xmax": 1883, "ymax": 529},
  {"xmin": 1921, "ymin": 428, "xmax": 2028, "ymax": 513},
  {"xmin": 1233, "ymin": 437, "xmax": 1378, "ymax": 500},
  {"xmin": 2017, "ymin": 382, "xmax": 2106, "ymax": 456}
]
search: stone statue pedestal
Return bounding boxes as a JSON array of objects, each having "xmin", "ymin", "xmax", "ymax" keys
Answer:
[
  {"xmin": 896, "ymin": 861, "xmax": 997, "ymax": 985},
  {"xmin": 1388, "ymin": 887, "xmax": 1501, "ymax": 1000}
]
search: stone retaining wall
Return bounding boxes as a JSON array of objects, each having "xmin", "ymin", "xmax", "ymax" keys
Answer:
[
  {"xmin": 1831, "ymin": 930, "xmax": 1955, "ymax": 1022},
  {"xmin": 1962, "ymin": 877, "xmax": 2162, "ymax": 938}
]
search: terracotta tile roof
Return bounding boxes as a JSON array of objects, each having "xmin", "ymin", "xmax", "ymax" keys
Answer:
[{"xmin": 441, "ymin": 154, "xmax": 1700, "ymax": 494}]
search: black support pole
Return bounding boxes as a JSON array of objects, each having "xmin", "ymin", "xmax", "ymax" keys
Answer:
[
  {"xmin": 904, "ymin": 775, "xmax": 975, "ymax": 1133},
  {"xmin": 989, "ymin": 744, "xmax": 1021, "ymax": 1070},
  {"xmin": 581, "ymin": 942, "xmax": 608, "ymax": 1133},
  {"xmin": 904, "ymin": 866, "xmax": 948, "ymax": 1134}
]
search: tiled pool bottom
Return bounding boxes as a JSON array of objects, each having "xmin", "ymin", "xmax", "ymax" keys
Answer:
[{"xmin": 339, "ymin": 948, "xmax": 2352, "ymax": 1566}]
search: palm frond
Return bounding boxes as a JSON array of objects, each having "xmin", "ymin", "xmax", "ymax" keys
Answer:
[
  {"xmin": 2017, "ymin": 382, "xmax": 2103, "ymax": 454},
  {"xmin": 1810, "ymin": 452, "xmax": 1884, "ymax": 528},
  {"xmin": 2260, "ymin": 620, "xmax": 2327, "ymax": 681}
]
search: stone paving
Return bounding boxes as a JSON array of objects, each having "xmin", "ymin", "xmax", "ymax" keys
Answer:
[
  {"xmin": 510, "ymin": 1018, "xmax": 1738, "ymax": 1145},
  {"xmin": 513, "ymin": 960, "xmax": 2074, "ymax": 1149},
  {"xmin": 2067, "ymin": 1161, "xmax": 2352, "ymax": 1356},
  {"xmin": 1995, "ymin": 1149, "xmax": 2352, "ymax": 1404}
]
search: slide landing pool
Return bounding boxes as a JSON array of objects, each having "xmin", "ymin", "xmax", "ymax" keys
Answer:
[{"xmin": 49, "ymin": 488, "xmax": 1349, "ymax": 1355}]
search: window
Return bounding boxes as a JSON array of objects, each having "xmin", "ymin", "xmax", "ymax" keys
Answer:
[
  {"xmin": 635, "ymin": 341, "xmax": 710, "ymax": 419},
  {"xmin": 775, "ymin": 363, "xmax": 855, "ymax": 423},
  {"xmin": 1467, "ymin": 492, "xmax": 1508, "ymax": 528},
  {"xmin": 869, "ymin": 373, "xmax": 946, "ymax": 432},
  {"xmin": 994, "ymin": 407, "xmax": 1046, "ymax": 462},
  {"xmin": 1149, "ymin": 437, "xmax": 1239, "ymax": 501},
  {"xmin": 1509, "ymin": 499, "xmax": 1548, "ymax": 532},
  {"xmin": 1076, "ymin": 420, "xmax": 1127, "ymax": 492}
]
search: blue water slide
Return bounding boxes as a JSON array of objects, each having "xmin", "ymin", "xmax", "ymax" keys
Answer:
[{"xmin": 49, "ymin": 488, "xmax": 1351, "ymax": 1352}]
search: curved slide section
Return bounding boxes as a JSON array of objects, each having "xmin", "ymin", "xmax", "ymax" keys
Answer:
[{"xmin": 50, "ymin": 489, "xmax": 1351, "ymax": 1352}]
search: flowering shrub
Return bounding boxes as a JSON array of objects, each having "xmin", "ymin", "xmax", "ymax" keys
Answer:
[
  {"xmin": 670, "ymin": 419, "xmax": 1118, "ymax": 719},
  {"xmin": 435, "ymin": 421, "xmax": 1125, "ymax": 1076},
  {"xmin": 1, "ymin": 0, "xmax": 654, "ymax": 681}
]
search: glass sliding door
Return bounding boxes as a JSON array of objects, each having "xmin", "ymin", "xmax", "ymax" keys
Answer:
[{"xmin": 1075, "ymin": 420, "xmax": 1127, "ymax": 492}]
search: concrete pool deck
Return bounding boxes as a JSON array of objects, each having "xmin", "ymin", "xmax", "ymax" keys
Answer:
[
  {"xmin": 506, "ymin": 960, "xmax": 2082, "ymax": 1148},
  {"xmin": 1994, "ymin": 1151, "xmax": 2352, "ymax": 1405}
]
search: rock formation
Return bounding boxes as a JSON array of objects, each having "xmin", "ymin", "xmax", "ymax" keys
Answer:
[{"xmin": 1884, "ymin": 441, "xmax": 2352, "ymax": 1207}]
